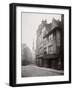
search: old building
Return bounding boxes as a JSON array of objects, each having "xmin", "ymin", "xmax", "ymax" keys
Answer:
[{"xmin": 36, "ymin": 15, "xmax": 64, "ymax": 70}]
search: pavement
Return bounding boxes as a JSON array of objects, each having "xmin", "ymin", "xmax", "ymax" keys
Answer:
[{"xmin": 21, "ymin": 64, "xmax": 64, "ymax": 77}]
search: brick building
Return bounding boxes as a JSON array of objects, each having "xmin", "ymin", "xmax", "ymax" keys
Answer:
[{"xmin": 36, "ymin": 15, "xmax": 64, "ymax": 70}]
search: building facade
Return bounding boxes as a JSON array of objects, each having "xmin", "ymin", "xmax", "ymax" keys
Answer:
[{"xmin": 36, "ymin": 15, "xmax": 64, "ymax": 70}]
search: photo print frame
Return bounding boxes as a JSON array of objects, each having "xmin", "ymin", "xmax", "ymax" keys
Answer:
[{"xmin": 9, "ymin": 3, "xmax": 71, "ymax": 87}]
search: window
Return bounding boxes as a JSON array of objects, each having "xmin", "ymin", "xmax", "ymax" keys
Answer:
[
  {"xmin": 48, "ymin": 35, "xmax": 50, "ymax": 40},
  {"xmin": 50, "ymin": 34, "xmax": 53, "ymax": 40},
  {"xmin": 48, "ymin": 45, "xmax": 56, "ymax": 54},
  {"xmin": 48, "ymin": 33, "xmax": 53, "ymax": 41},
  {"xmin": 44, "ymin": 47, "xmax": 47, "ymax": 55}
]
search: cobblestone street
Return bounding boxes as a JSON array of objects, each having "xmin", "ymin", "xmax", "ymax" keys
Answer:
[{"xmin": 21, "ymin": 64, "xmax": 64, "ymax": 77}]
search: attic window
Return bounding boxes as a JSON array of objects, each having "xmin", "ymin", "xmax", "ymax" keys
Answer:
[{"xmin": 48, "ymin": 33, "xmax": 53, "ymax": 41}]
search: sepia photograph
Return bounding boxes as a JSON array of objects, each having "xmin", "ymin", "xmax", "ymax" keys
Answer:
[
  {"xmin": 21, "ymin": 12, "xmax": 64, "ymax": 77},
  {"xmin": 10, "ymin": 3, "xmax": 71, "ymax": 86}
]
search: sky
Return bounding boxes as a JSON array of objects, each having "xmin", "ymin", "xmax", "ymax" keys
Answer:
[{"xmin": 22, "ymin": 12, "xmax": 61, "ymax": 52}]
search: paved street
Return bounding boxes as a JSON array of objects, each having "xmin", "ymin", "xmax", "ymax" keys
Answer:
[{"xmin": 21, "ymin": 64, "xmax": 64, "ymax": 77}]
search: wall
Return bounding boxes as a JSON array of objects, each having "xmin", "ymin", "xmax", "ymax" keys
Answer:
[{"xmin": 0, "ymin": 0, "xmax": 72, "ymax": 90}]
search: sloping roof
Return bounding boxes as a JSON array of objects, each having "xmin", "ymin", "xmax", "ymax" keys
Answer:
[
  {"xmin": 37, "ymin": 19, "xmax": 62, "ymax": 38},
  {"xmin": 43, "ymin": 19, "xmax": 62, "ymax": 38},
  {"xmin": 45, "ymin": 23, "xmax": 52, "ymax": 32},
  {"xmin": 50, "ymin": 18, "xmax": 62, "ymax": 30}
]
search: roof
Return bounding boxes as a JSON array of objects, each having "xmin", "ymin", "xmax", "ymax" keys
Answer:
[
  {"xmin": 43, "ymin": 19, "xmax": 62, "ymax": 38},
  {"xmin": 37, "ymin": 18, "xmax": 63, "ymax": 37}
]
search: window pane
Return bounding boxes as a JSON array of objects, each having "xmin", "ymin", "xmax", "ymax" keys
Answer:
[{"xmin": 50, "ymin": 34, "xmax": 53, "ymax": 40}]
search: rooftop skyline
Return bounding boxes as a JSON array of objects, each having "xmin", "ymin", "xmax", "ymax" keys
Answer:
[{"xmin": 22, "ymin": 12, "xmax": 61, "ymax": 52}]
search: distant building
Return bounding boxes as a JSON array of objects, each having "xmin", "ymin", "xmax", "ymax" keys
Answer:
[{"xmin": 36, "ymin": 15, "xmax": 64, "ymax": 70}]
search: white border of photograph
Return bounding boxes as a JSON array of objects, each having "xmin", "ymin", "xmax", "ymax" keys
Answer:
[{"xmin": 16, "ymin": 6, "xmax": 69, "ymax": 84}]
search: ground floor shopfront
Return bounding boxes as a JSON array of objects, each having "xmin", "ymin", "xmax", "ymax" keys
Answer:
[{"xmin": 36, "ymin": 54, "xmax": 64, "ymax": 70}]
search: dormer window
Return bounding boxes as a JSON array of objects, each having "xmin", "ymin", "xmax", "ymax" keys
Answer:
[{"xmin": 48, "ymin": 33, "xmax": 53, "ymax": 41}]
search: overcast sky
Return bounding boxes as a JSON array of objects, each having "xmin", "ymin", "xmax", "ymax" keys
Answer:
[{"xmin": 22, "ymin": 12, "xmax": 61, "ymax": 52}]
